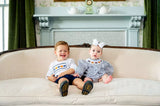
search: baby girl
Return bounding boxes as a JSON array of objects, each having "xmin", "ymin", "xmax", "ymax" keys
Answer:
[{"xmin": 75, "ymin": 39, "xmax": 113, "ymax": 83}]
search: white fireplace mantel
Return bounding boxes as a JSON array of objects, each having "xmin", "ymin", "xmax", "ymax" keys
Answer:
[{"xmin": 34, "ymin": 7, "xmax": 145, "ymax": 47}]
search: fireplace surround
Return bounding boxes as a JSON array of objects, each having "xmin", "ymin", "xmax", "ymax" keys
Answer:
[{"xmin": 34, "ymin": 6, "xmax": 145, "ymax": 47}]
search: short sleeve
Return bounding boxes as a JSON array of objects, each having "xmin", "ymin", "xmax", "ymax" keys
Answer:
[
  {"xmin": 68, "ymin": 58, "xmax": 77, "ymax": 70},
  {"xmin": 46, "ymin": 62, "xmax": 55, "ymax": 79}
]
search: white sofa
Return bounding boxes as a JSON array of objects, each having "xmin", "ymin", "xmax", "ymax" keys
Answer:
[{"xmin": 0, "ymin": 46, "xmax": 160, "ymax": 106}]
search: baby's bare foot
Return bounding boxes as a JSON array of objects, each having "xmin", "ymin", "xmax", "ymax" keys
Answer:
[{"xmin": 103, "ymin": 75, "xmax": 112, "ymax": 84}]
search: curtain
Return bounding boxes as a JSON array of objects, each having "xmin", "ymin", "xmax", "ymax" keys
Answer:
[
  {"xmin": 8, "ymin": 0, "xmax": 36, "ymax": 50},
  {"xmin": 143, "ymin": 0, "xmax": 160, "ymax": 49}
]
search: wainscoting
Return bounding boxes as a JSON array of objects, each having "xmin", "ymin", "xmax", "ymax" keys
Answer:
[{"xmin": 34, "ymin": 6, "xmax": 145, "ymax": 47}]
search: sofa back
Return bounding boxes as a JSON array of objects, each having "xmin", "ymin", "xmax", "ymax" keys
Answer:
[{"xmin": 0, "ymin": 47, "xmax": 160, "ymax": 81}]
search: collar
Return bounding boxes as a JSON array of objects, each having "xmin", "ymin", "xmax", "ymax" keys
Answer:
[{"xmin": 86, "ymin": 58, "xmax": 103, "ymax": 64}]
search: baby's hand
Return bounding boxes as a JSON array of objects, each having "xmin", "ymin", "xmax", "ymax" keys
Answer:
[
  {"xmin": 48, "ymin": 74, "xmax": 57, "ymax": 82},
  {"xmin": 52, "ymin": 76, "xmax": 57, "ymax": 82},
  {"xmin": 73, "ymin": 73, "xmax": 79, "ymax": 77}
]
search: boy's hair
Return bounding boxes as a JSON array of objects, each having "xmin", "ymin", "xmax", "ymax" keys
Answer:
[{"xmin": 54, "ymin": 41, "xmax": 69, "ymax": 51}]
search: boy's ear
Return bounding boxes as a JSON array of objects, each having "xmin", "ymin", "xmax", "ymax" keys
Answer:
[
  {"xmin": 54, "ymin": 50, "xmax": 57, "ymax": 55},
  {"xmin": 89, "ymin": 49, "xmax": 91, "ymax": 54}
]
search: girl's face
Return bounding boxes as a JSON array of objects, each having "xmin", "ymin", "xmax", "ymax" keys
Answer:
[
  {"xmin": 55, "ymin": 45, "xmax": 69, "ymax": 61},
  {"xmin": 89, "ymin": 45, "xmax": 102, "ymax": 60}
]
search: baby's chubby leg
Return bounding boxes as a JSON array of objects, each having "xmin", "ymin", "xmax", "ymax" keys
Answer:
[
  {"xmin": 72, "ymin": 78, "xmax": 84, "ymax": 90},
  {"xmin": 58, "ymin": 78, "xmax": 69, "ymax": 96},
  {"xmin": 73, "ymin": 78, "xmax": 93, "ymax": 95},
  {"xmin": 101, "ymin": 74, "xmax": 112, "ymax": 84},
  {"xmin": 58, "ymin": 78, "xmax": 69, "ymax": 88},
  {"xmin": 84, "ymin": 77, "xmax": 93, "ymax": 82},
  {"xmin": 72, "ymin": 78, "xmax": 92, "ymax": 90}
]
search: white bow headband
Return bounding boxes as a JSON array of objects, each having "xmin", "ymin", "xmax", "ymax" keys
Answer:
[{"xmin": 92, "ymin": 39, "xmax": 105, "ymax": 48}]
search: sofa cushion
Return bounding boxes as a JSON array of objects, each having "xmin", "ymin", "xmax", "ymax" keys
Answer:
[{"xmin": 0, "ymin": 78, "xmax": 160, "ymax": 105}]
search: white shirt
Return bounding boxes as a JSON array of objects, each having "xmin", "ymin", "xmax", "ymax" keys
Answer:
[{"xmin": 46, "ymin": 58, "xmax": 77, "ymax": 78}]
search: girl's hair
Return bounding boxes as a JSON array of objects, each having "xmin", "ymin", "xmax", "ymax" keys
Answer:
[
  {"xmin": 90, "ymin": 44, "xmax": 103, "ymax": 53},
  {"xmin": 54, "ymin": 41, "xmax": 69, "ymax": 51}
]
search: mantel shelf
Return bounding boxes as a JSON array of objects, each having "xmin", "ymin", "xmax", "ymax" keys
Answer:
[
  {"xmin": 34, "ymin": 14, "xmax": 145, "ymax": 17},
  {"xmin": 34, "ymin": 6, "xmax": 145, "ymax": 17}
]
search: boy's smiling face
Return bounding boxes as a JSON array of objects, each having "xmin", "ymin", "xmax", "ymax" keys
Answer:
[{"xmin": 55, "ymin": 45, "xmax": 69, "ymax": 61}]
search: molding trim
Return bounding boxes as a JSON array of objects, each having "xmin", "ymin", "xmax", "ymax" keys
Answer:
[
  {"xmin": 39, "ymin": 17, "xmax": 49, "ymax": 28},
  {"xmin": 129, "ymin": 16, "xmax": 142, "ymax": 28}
]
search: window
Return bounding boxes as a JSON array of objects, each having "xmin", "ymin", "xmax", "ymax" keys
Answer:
[{"xmin": 0, "ymin": 0, "xmax": 9, "ymax": 52}]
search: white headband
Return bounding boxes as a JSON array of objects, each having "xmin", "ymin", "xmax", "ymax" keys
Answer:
[{"xmin": 92, "ymin": 39, "xmax": 105, "ymax": 48}]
